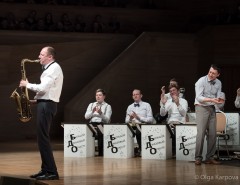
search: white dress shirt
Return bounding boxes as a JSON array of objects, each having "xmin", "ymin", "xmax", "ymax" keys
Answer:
[
  {"xmin": 160, "ymin": 98, "xmax": 188, "ymax": 124},
  {"xmin": 125, "ymin": 101, "xmax": 153, "ymax": 123},
  {"xmin": 26, "ymin": 61, "xmax": 63, "ymax": 102},
  {"xmin": 85, "ymin": 101, "xmax": 112, "ymax": 123}
]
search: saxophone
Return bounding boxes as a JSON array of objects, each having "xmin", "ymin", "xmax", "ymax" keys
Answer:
[{"xmin": 10, "ymin": 59, "xmax": 40, "ymax": 123}]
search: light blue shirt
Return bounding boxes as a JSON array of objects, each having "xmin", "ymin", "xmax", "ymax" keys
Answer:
[{"xmin": 194, "ymin": 75, "xmax": 222, "ymax": 106}]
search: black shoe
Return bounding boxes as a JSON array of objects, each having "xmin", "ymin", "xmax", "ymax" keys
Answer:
[
  {"xmin": 36, "ymin": 173, "xmax": 59, "ymax": 180},
  {"xmin": 134, "ymin": 150, "xmax": 141, "ymax": 157},
  {"xmin": 30, "ymin": 170, "xmax": 45, "ymax": 178}
]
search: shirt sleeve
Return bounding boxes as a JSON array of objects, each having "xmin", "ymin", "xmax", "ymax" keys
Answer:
[
  {"xmin": 177, "ymin": 99, "xmax": 188, "ymax": 117},
  {"xmin": 100, "ymin": 104, "xmax": 112, "ymax": 123},
  {"xmin": 160, "ymin": 104, "xmax": 168, "ymax": 117},
  {"xmin": 26, "ymin": 71, "xmax": 55, "ymax": 95},
  {"xmin": 195, "ymin": 78, "xmax": 205, "ymax": 103},
  {"xmin": 125, "ymin": 106, "xmax": 131, "ymax": 123},
  {"xmin": 139, "ymin": 103, "xmax": 153, "ymax": 123},
  {"xmin": 85, "ymin": 103, "xmax": 93, "ymax": 120}
]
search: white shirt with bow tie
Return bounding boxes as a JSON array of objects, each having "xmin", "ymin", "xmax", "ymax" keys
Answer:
[{"xmin": 125, "ymin": 101, "xmax": 153, "ymax": 123}]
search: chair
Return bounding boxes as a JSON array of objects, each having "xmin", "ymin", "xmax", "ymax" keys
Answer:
[{"xmin": 216, "ymin": 111, "xmax": 230, "ymax": 160}]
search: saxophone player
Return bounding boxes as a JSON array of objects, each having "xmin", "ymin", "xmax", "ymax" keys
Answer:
[{"xmin": 19, "ymin": 46, "xmax": 63, "ymax": 180}]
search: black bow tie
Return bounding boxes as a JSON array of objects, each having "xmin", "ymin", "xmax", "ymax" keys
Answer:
[
  {"xmin": 134, "ymin": 103, "xmax": 140, "ymax": 107},
  {"xmin": 210, "ymin": 80, "xmax": 216, "ymax": 85}
]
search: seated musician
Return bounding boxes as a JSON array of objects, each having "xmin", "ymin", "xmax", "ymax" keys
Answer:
[
  {"xmin": 157, "ymin": 78, "xmax": 185, "ymax": 124},
  {"xmin": 160, "ymin": 78, "xmax": 185, "ymax": 103},
  {"xmin": 160, "ymin": 84, "xmax": 188, "ymax": 156},
  {"xmin": 84, "ymin": 89, "xmax": 112, "ymax": 156},
  {"xmin": 125, "ymin": 89, "xmax": 154, "ymax": 157}
]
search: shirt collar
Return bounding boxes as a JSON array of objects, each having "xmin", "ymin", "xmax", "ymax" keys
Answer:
[
  {"xmin": 207, "ymin": 76, "xmax": 216, "ymax": 85},
  {"xmin": 96, "ymin": 101, "xmax": 105, "ymax": 106},
  {"xmin": 43, "ymin": 61, "xmax": 55, "ymax": 69},
  {"xmin": 133, "ymin": 101, "xmax": 142, "ymax": 105}
]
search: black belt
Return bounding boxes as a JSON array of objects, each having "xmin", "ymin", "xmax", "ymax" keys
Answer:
[
  {"xmin": 37, "ymin": 99, "xmax": 54, "ymax": 103},
  {"xmin": 196, "ymin": 104, "xmax": 215, "ymax": 108}
]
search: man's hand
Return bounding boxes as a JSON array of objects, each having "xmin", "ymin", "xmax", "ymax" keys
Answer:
[
  {"xmin": 95, "ymin": 106, "xmax": 102, "ymax": 115},
  {"xmin": 160, "ymin": 86, "xmax": 168, "ymax": 105},
  {"xmin": 161, "ymin": 86, "xmax": 166, "ymax": 95},
  {"xmin": 161, "ymin": 95, "xmax": 167, "ymax": 105},
  {"xmin": 19, "ymin": 79, "xmax": 29, "ymax": 87},
  {"xmin": 237, "ymin": 88, "xmax": 240, "ymax": 96},
  {"xmin": 92, "ymin": 105, "xmax": 102, "ymax": 115},
  {"xmin": 172, "ymin": 95, "xmax": 179, "ymax": 106},
  {"xmin": 92, "ymin": 106, "xmax": 97, "ymax": 113},
  {"xmin": 29, "ymin": 100, "xmax": 37, "ymax": 104},
  {"xmin": 128, "ymin": 114, "xmax": 134, "ymax": 121},
  {"xmin": 212, "ymin": 98, "xmax": 223, "ymax": 104},
  {"xmin": 130, "ymin": 111, "xmax": 140, "ymax": 121}
]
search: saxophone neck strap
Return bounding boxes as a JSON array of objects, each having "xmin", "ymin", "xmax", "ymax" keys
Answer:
[{"xmin": 43, "ymin": 61, "xmax": 55, "ymax": 71}]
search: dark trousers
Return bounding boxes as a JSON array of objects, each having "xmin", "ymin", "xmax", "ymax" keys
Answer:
[
  {"xmin": 167, "ymin": 122, "xmax": 178, "ymax": 155},
  {"xmin": 37, "ymin": 102, "xmax": 57, "ymax": 174},
  {"xmin": 136, "ymin": 128, "xmax": 141, "ymax": 150},
  {"xmin": 172, "ymin": 128, "xmax": 176, "ymax": 155},
  {"xmin": 91, "ymin": 122, "xmax": 104, "ymax": 156},
  {"xmin": 132, "ymin": 126, "xmax": 141, "ymax": 150},
  {"xmin": 97, "ymin": 132, "xmax": 103, "ymax": 156}
]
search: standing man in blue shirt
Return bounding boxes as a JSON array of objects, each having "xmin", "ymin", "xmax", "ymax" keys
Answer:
[
  {"xmin": 194, "ymin": 64, "xmax": 223, "ymax": 165},
  {"xmin": 19, "ymin": 46, "xmax": 63, "ymax": 180},
  {"xmin": 125, "ymin": 89, "xmax": 153, "ymax": 156}
]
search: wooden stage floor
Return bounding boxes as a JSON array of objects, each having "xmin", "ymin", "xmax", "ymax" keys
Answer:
[{"xmin": 0, "ymin": 141, "xmax": 239, "ymax": 185}]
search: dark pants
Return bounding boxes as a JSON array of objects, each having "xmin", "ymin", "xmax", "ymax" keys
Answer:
[
  {"xmin": 171, "ymin": 127, "xmax": 176, "ymax": 155},
  {"xmin": 168, "ymin": 122, "xmax": 180, "ymax": 155},
  {"xmin": 37, "ymin": 101, "xmax": 58, "ymax": 174},
  {"xmin": 91, "ymin": 122, "xmax": 104, "ymax": 156},
  {"xmin": 136, "ymin": 128, "xmax": 141, "ymax": 150},
  {"xmin": 132, "ymin": 126, "xmax": 141, "ymax": 151}
]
